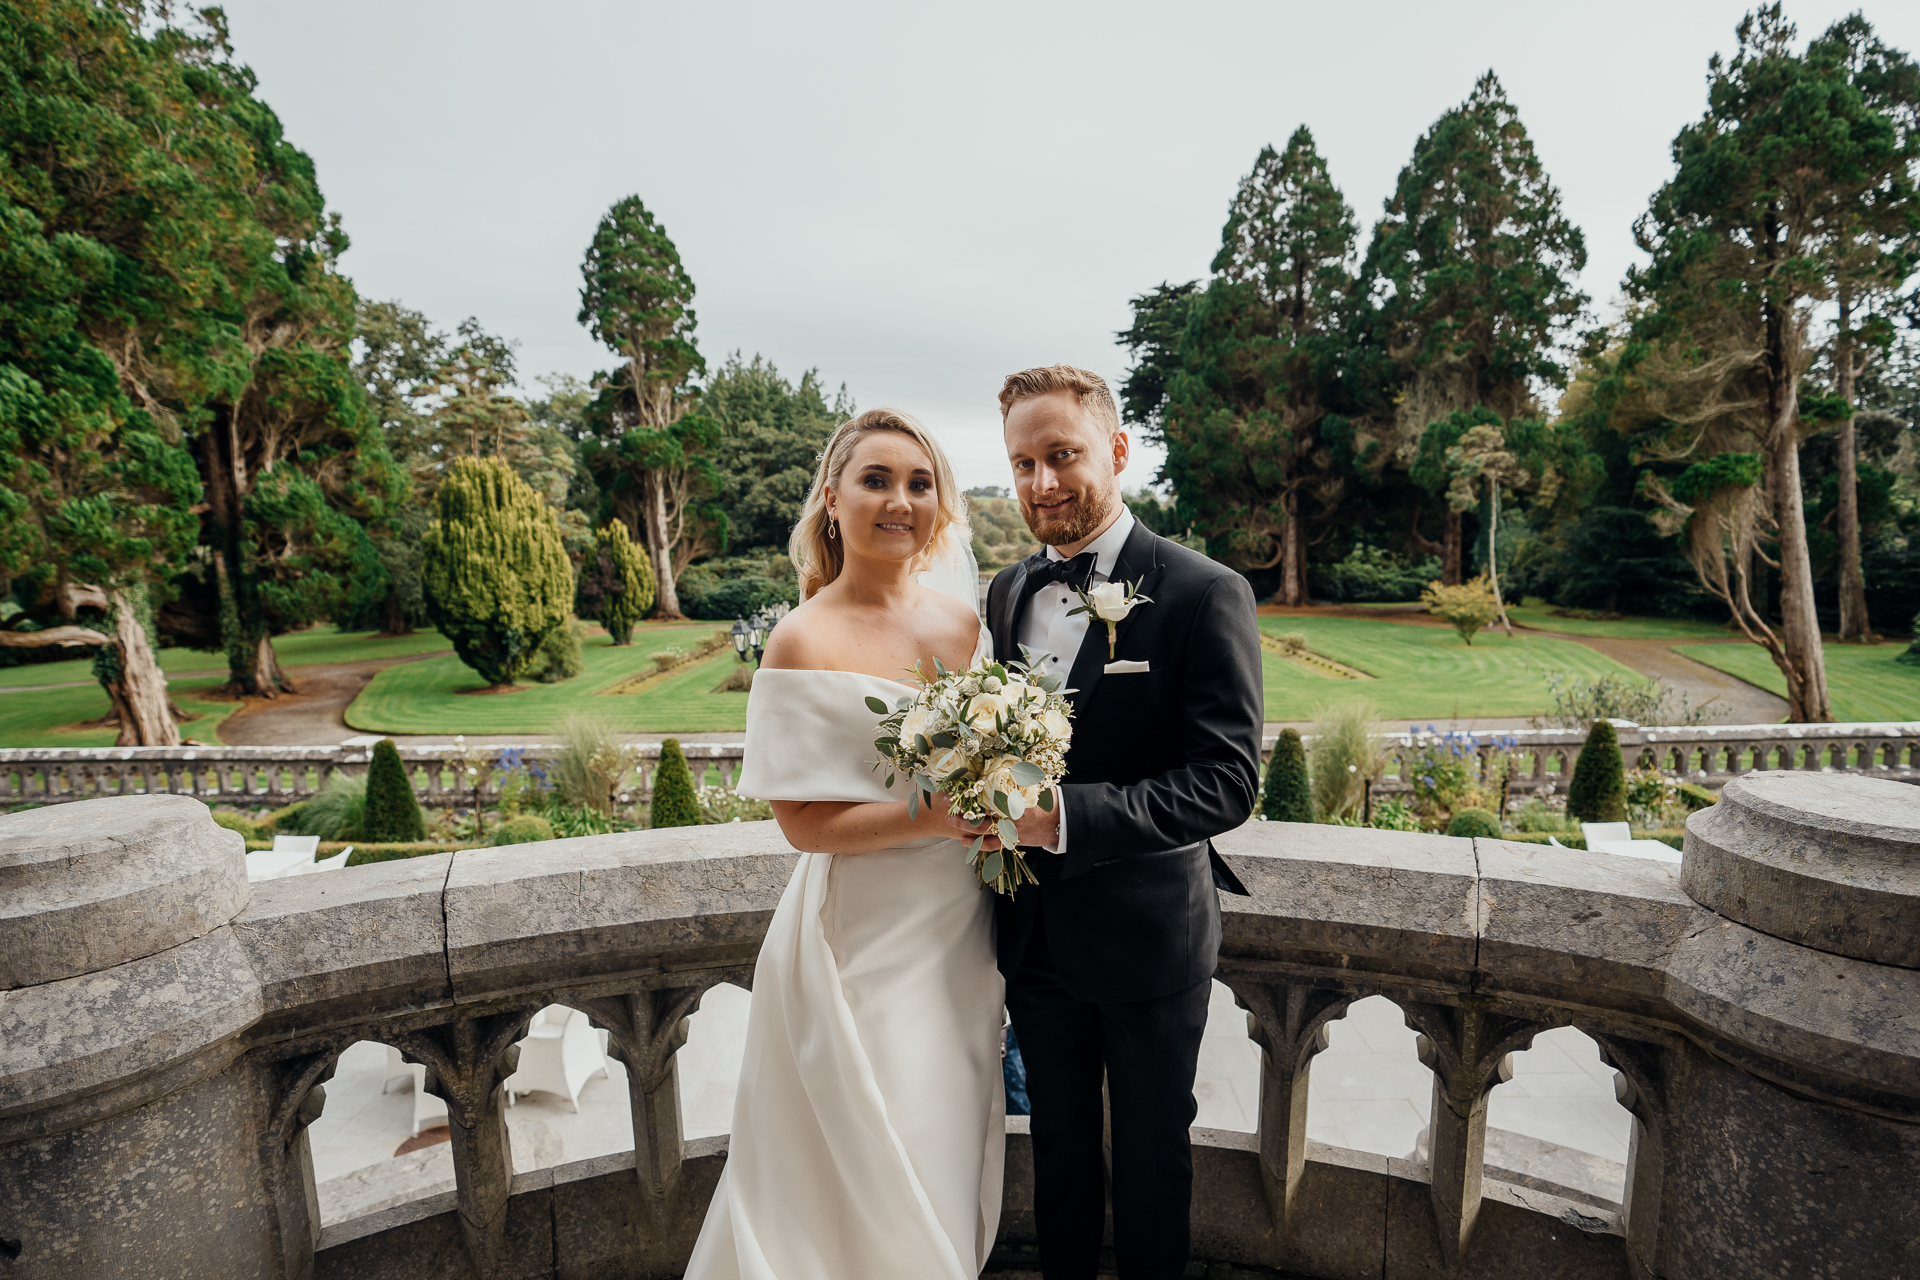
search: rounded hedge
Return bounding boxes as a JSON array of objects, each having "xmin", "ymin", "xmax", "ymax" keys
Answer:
[
  {"xmin": 1446, "ymin": 807, "xmax": 1503, "ymax": 839},
  {"xmin": 1260, "ymin": 728, "xmax": 1313, "ymax": 823},
  {"xmin": 491, "ymin": 814, "xmax": 556, "ymax": 846}
]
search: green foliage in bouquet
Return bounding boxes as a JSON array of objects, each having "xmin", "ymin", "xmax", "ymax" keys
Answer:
[
  {"xmin": 1260, "ymin": 729, "xmax": 1313, "ymax": 823},
  {"xmin": 363, "ymin": 738, "xmax": 427, "ymax": 844},
  {"xmin": 421, "ymin": 457, "xmax": 575, "ymax": 687},
  {"xmin": 651, "ymin": 738, "xmax": 702, "ymax": 829},
  {"xmin": 1567, "ymin": 720, "xmax": 1627, "ymax": 822}
]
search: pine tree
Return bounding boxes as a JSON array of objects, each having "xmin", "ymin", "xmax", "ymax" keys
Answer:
[
  {"xmin": 650, "ymin": 738, "xmax": 702, "ymax": 829},
  {"xmin": 578, "ymin": 197, "xmax": 710, "ymax": 619},
  {"xmin": 578, "ymin": 521, "xmax": 656, "ymax": 644},
  {"xmin": 421, "ymin": 457, "xmax": 574, "ymax": 687},
  {"xmin": 1260, "ymin": 728, "xmax": 1314, "ymax": 823},
  {"xmin": 1122, "ymin": 128, "xmax": 1358, "ymax": 603},
  {"xmin": 1362, "ymin": 73, "xmax": 1588, "ymax": 584},
  {"xmin": 363, "ymin": 738, "xmax": 426, "ymax": 843},
  {"xmin": 1567, "ymin": 721, "xmax": 1627, "ymax": 823}
]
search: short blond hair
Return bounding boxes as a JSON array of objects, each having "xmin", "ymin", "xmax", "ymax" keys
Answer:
[
  {"xmin": 997, "ymin": 364, "xmax": 1121, "ymax": 436},
  {"xmin": 789, "ymin": 408, "xmax": 969, "ymax": 601}
]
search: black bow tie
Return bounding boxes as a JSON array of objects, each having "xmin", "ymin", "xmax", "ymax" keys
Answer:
[{"xmin": 1023, "ymin": 551, "xmax": 1096, "ymax": 595}]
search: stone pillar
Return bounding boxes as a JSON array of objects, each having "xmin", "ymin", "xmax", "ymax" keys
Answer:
[
  {"xmin": 1226, "ymin": 980, "xmax": 1350, "ymax": 1252},
  {"xmin": 0, "ymin": 795, "xmax": 291, "ymax": 1279}
]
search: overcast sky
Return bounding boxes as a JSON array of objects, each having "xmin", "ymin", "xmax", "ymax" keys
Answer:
[{"xmin": 215, "ymin": 0, "xmax": 1919, "ymax": 491}]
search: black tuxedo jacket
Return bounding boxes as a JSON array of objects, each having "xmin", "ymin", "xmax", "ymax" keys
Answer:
[{"xmin": 989, "ymin": 520, "xmax": 1263, "ymax": 1004}]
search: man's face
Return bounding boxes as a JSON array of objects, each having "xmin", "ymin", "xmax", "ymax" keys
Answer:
[{"xmin": 1003, "ymin": 390, "xmax": 1129, "ymax": 548}]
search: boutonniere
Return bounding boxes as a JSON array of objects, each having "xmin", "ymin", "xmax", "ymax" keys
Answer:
[{"xmin": 1068, "ymin": 578, "xmax": 1154, "ymax": 659}]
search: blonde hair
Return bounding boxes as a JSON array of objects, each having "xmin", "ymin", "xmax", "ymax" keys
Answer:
[
  {"xmin": 789, "ymin": 408, "xmax": 969, "ymax": 600},
  {"xmin": 997, "ymin": 364, "xmax": 1121, "ymax": 435}
]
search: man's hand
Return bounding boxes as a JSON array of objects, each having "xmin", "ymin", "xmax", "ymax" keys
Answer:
[{"xmin": 947, "ymin": 800, "xmax": 1060, "ymax": 851}]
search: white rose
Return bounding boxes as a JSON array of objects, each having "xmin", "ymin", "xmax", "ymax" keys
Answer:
[
  {"xmin": 1085, "ymin": 580, "xmax": 1134, "ymax": 621},
  {"xmin": 1041, "ymin": 707, "xmax": 1072, "ymax": 740},
  {"xmin": 927, "ymin": 746, "xmax": 969, "ymax": 780},
  {"xmin": 979, "ymin": 757, "xmax": 1038, "ymax": 808},
  {"xmin": 899, "ymin": 700, "xmax": 932, "ymax": 743},
  {"xmin": 966, "ymin": 692, "xmax": 1008, "ymax": 731}
]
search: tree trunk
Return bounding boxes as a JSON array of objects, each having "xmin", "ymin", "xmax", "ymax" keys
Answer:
[
  {"xmin": 1834, "ymin": 295, "xmax": 1870, "ymax": 642},
  {"xmin": 1488, "ymin": 481, "xmax": 1512, "ymax": 637},
  {"xmin": 102, "ymin": 590, "xmax": 180, "ymax": 747},
  {"xmin": 1293, "ymin": 501, "xmax": 1312, "ymax": 606},
  {"xmin": 1765, "ymin": 375, "xmax": 1834, "ymax": 723},
  {"xmin": 382, "ymin": 587, "xmax": 415, "ymax": 637},
  {"xmin": 642, "ymin": 472, "xmax": 683, "ymax": 619},
  {"xmin": 1441, "ymin": 508, "xmax": 1463, "ymax": 586},
  {"xmin": 1274, "ymin": 488, "xmax": 1305, "ymax": 607}
]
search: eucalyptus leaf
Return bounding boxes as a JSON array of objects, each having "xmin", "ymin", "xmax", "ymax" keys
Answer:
[
  {"xmin": 996, "ymin": 818, "xmax": 1019, "ymax": 847},
  {"xmin": 968, "ymin": 835, "xmax": 985, "ymax": 859},
  {"xmin": 1007, "ymin": 790, "xmax": 1026, "ymax": 820},
  {"xmin": 930, "ymin": 732, "xmax": 957, "ymax": 748},
  {"xmin": 884, "ymin": 773, "xmax": 894, "ymax": 788},
  {"xmin": 914, "ymin": 733, "xmax": 931, "ymax": 754},
  {"xmin": 993, "ymin": 789, "xmax": 1009, "ymax": 816},
  {"xmin": 1038, "ymin": 787, "xmax": 1055, "ymax": 812},
  {"xmin": 908, "ymin": 790, "xmax": 919, "ymax": 820},
  {"xmin": 982, "ymin": 850, "xmax": 1004, "ymax": 882},
  {"xmin": 1010, "ymin": 760, "xmax": 1044, "ymax": 786},
  {"xmin": 896, "ymin": 696, "xmax": 914, "ymax": 711},
  {"xmin": 864, "ymin": 696, "xmax": 889, "ymax": 715}
]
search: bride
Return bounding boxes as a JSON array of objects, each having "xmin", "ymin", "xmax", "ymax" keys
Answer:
[{"xmin": 683, "ymin": 408, "xmax": 1005, "ymax": 1279}]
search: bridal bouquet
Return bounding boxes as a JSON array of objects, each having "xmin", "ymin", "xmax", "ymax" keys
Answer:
[{"xmin": 865, "ymin": 649, "xmax": 1073, "ymax": 895}]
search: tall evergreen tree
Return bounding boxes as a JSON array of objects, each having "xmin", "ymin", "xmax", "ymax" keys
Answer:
[
  {"xmin": 1121, "ymin": 129, "xmax": 1358, "ymax": 603},
  {"xmin": 1363, "ymin": 73, "xmax": 1588, "ymax": 583},
  {"xmin": 578, "ymin": 197, "xmax": 711, "ymax": 618}
]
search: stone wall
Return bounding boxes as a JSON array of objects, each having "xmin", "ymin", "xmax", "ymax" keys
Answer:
[{"xmin": 2, "ymin": 774, "xmax": 1918, "ymax": 1278}]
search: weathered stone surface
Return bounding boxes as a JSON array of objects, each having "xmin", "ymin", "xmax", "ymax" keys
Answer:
[
  {"xmin": 0, "ymin": 1061, "xmax": 281, "ymax": 1279},
  {"xmin": 1217, "ymin": 823, "xmax": 1479, "ymax": 983},
  {"xmin": 0, "ymin": 925, "xmax": 260, "ymax": 1130},
  {"xmin": 237, "ymin": 853, "xmax": 454, "ymax": 1036},
  {"xmin": 1475, "ymin": 838, "xmax": 1706, "ymax": 1013},
  {"xmin": 442, "ymin": 824, "xmax": 796, "ymax": 1000},
  {"xmin": 0, "ymin": 794, "xmax": 247, "ymax": 988},
  {"xmin": 1682, "ymin": 771, "xmax": 1920, "ymax": 967}
]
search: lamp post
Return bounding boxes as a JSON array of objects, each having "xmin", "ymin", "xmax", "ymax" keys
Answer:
[
  {"xmin": 748, "ymin": 612, "xmax": 768, "ymax": 666},
  {"xmin": 729, "ymin": 618, "xmax": 749, "ymax": 663}
]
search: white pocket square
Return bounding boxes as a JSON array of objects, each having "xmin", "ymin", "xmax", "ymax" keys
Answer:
[{"xmin": 1104, "ymin": 659, "xmax": 1151, "ymax": 674}]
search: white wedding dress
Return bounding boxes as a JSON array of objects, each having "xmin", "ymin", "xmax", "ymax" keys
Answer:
[{"xmin": 682, "ymin": 625, "xmax": 1006, "ymax": 1280}]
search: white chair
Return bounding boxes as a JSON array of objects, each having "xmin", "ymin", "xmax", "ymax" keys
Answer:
[
  {"xmin": 245, "ymin": 835, "xmax": 319, "ymax": 882},
  {"xmin": 1581, "ymin": 821, "xmax": 1682, "ymax": 865},
  {"xmin": 290, "ymin": 846, "xmax": 351, "ymax": 875},
  {"xmin": 504, "ymin": 1005, "xmax": 611, "ymax": 1112},
  {"xmin": 407, "ymin": 1063, "xmax": 448, "ymax": 1135}
]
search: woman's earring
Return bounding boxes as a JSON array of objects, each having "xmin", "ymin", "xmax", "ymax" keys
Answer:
[{"xmin": 827, "ymin": 516, "xmax": 838, "ymax": 540}]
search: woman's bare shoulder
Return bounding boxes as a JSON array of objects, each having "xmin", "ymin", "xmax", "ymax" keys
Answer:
[
  {"xmin": 759, "ymin": 598, "xmax": 837, "ymax": 671},
  {"xmin": 919, "ymin": 586, "xmax": 984, "ymax": 653}
]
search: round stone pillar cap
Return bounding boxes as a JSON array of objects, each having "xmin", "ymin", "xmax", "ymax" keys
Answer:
[
  {"xmin": 1682, "ymin": 771, "xmax": 1920, "ymax": 967},
  {"xmin": 0, "ymin": 794, "xmax": 248, "ymax": 989}
]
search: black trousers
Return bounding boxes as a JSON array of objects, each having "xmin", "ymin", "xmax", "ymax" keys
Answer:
[{"xmin": 1003, "ymin": 912, "xmax": 1211, "ymax": 1280}]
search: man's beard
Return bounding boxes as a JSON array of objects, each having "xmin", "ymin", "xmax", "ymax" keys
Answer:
[{"xmin": 1022, "ymin": 482, "xmax": 1117, "ymax": 547}]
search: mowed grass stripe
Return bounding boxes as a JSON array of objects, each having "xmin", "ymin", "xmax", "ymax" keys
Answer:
[
  {"xmin": 1258, "ymin": 616, "xmax": 1639, "ymax": 721},
  {"xmin": 0, "ymin": 676, "xmax": 242, "ymax": 748},
  {"xmin": 346, "ymin": 626, "xmax": 738, "ymax": 735},
  {"xmin": 1680, "ymin": 641, "xmax": 1920, "ymax": 722},
  {"xmin": 0, "ymin": 624, "xmax": 454, "ymax": 689}
]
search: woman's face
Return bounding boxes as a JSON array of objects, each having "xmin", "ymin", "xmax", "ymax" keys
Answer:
[{"xmin": 827, "ymin": 431, "xmax": 940, "ymax": 566}]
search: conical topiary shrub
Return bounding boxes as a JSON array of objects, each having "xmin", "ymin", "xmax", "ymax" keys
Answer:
[
  {"xmin": 651, "ymin": 738, "xmax": 702, "ymax": 829},
  {"xmin": 363, "ymin": 738, "xmax": 426, "ymax": 843},
  {"xmin": 1566, "ymin": 720, "xmax": 1627, "ymax": 823},
  {"xmin": 421, "ymin": 457, "xmax": 575, "ymax": 687},
  {"xmin": 1261, "ymin": 728, "xmax": 1313, "ymax": 823}
]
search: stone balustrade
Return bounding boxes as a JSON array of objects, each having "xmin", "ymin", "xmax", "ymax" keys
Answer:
[
  {"xmin": 0, "ymin": 742, "xmax": 748, "ymax": 810},
  {"xmin": 5, "ymin": 720, "xmax": 1916, "ymax": 814},
  {"xmin": 3, "ymin": 774, "xmax": 1919, "ymax": 1278}
]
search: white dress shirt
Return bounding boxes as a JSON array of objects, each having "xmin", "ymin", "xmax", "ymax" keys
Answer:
[{"xmin": 1015, "ymin": 508, "xmax": 1135, "ymax": 854}]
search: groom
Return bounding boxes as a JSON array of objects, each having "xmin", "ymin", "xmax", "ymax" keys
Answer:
[{"xmin": 953, "ymin": 365, "xmax": 1264, "ymax": 1279}]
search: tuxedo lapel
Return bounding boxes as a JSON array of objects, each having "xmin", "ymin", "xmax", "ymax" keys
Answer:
[
  {"xmin": 1066, "ymin": 523, "xmax": 1165, "ymax": 717},
  {"xmin": 993, "ymin": 561, "xmax": 1031, "ymax": 664}
]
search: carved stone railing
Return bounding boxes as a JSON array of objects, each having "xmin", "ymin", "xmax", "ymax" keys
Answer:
[
  {"xmin": 7, "ymin": 721, "xmax": 1917, "ymax": 813},
  {"xmin": 3, "ymin": 775, "xmax": 1918, "ymax": 1277},
  {"xmin": 0, "ymin": 742, "xmax": 747, "ymax": 809}
]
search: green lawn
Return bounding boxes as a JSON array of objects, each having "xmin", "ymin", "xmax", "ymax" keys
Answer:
[
  {"xmin": 0, "ymin": 624, "xmax": 454, "ymax": 689},
  {"xmin": 346, "ymin": 625, "xmax": 740, "ymax": 734},
  {"xmin": 0, "ymin": 676, "xmax": 242, "ymax": 748},
  {"xmin": 1680, "ymin": 641, "xmax": 1920, "ymax": 722},
  {"xmin": 1260, "ymin": 616, "xmax": 1640, "ymax": 722},
  {"xmin": 1504, "ymin": 600, "xmax": 1739, "ymax": 641}
]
